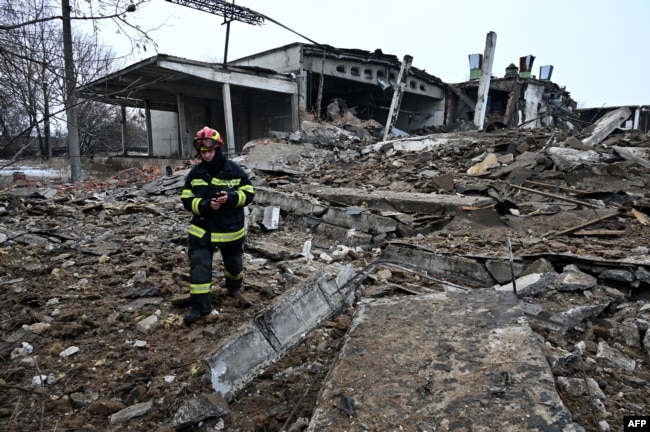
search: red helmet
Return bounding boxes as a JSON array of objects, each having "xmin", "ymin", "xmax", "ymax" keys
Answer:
[{"xmin": 193, "ymin": 126, "xmax": 224, "ymax": 151}]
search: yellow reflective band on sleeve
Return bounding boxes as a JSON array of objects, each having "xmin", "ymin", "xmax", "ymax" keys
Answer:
[
  {"xmin": 188, "ymin": 224, "xmax": 206, "ymax": 238},
  {"xmin": 189, "ymin": 282, "xmax": 211, "ymax": 294},
  {"xmin": 234, "ymin": 190, "xmax": 245, "ymax": 207},
  {"xmin": 191, "ymin": 198, "xmax": 202, "ymax": 214},
  {"xmin": 181, "ymin": 189, "xmax": 194, "ymax": 199},
  {"xmin": 210, "ymin": 228, "xmax": 245, "ymax": 243},
  {"xmin": 239, "ymin": 184, "xmax": 254, "ymax": 193}
]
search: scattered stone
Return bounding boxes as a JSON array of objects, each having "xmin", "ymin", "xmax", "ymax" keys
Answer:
[
  {"xmin": 59, "ymin": 346, "xmax": 80, "ymax": 357},
  {"xmin": 171, "ymin": 393, "xmax": 230, "ymax": 429},
  {"xmin": 87, "ymin": 399, "xmax": 127, "ymax": 416},
  {"xmin": 596, "ymin": 341, "xmax": 636, "ymax": 371},
  {"xmin": 555, "ymin": 265, "xmax": 597, "ymax": 292},
  {"xmin": 136, "ymin": 314, "xmax": 159, "ymax": 334},
  {"xmin": 555, "ymin": 376, "xmax": 606, "ymax": 400},
  {"xmin": 109, "ymin": 400, "xmax": 153, "ymax": 425}
]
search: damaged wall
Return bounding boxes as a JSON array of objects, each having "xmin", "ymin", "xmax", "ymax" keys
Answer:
[
  {"xmin": 447, "ymin": 76, "xmax": 578, "ymax": 131},
  {"xmin": 231, "ymin": 43, "xmax": 447, "ymax": 133}
]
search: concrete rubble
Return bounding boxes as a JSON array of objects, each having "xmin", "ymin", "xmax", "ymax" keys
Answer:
[{"xmin": 0, "ymin": 109, "xmax": 649, "ymax": 431}]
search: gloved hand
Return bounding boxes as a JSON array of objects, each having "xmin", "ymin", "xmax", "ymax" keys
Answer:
[{"xmin": 210, "ymin": 191, "xmax": 228, "ymax": 211}]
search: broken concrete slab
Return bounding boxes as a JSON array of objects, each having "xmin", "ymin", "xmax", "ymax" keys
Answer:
[
  {"xmin": 485, "ymin": 258, "xmax": 527, "ymax": 284},
  {"xmin": 254, "ymin": 186, "xmax": 482, "ymax": 244},
  {"xmin": 611, "ymin": 145, "xmax": 650, "ymax": 169},
  {"xmin": 203, "ymin": 265, "xmax": 356, "ymax": 402},
  {"xmin": 302, "ymin": 185, "xmax": 494, "ymax": 214},
  {"xmin": 382, "ymin": 244, "xmax": 495, "ymax": 287},
  {"xmin": 495, "ymin": 271, "xmax": 559, "ymax": 298},
  {"xmin": 581, "ymin": 107, "xmax": 632, "ymax": 147},
  {"xmin": 546, "ymin": 147, "xmax": 603, "ymax": 171},
  {"xmin": 254, "ymin": 187, "xmax": 328, "ymax": 216},
  {"xmin": 307, "ymin": 289, "xmax": 585, "ymax": 431}
]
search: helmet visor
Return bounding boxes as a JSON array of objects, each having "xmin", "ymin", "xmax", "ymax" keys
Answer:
[{"xmin": 196, "ymin": 138, "xmax": 219, "ymax": 151}]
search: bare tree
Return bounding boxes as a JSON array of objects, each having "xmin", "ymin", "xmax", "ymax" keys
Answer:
[{"xmin": 0, "ymin": 0, "xmax": 153, "ymax": 180}]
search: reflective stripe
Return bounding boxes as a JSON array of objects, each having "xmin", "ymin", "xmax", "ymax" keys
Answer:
[
  {"xmin": 211, "ymin": 228, "xmax": 245, "ymax": 243},
  {"xmin": 234, "ymin": 190, "xmax": 245, "ymax": 207},
  {"xmin": 181, "ymin": 188, "xmax": 194, "ymax": 199},
  {"xmin": 191, "ymin": 198, "xmax": 202, "ymax": 215},
  {"xmin": 188, "ymin": 224, "xmax": 206, "ymax": 238},
  {"xmin": 191, "ymin": 179, "xmax": 210, "ymax": 187},
  {"xmin": 211, "ymin": 178, "xmax": 241, "ymax": 187},
  {"xmin": 224, "ymin": 269, "xmax": 243, "ymax": 280},
  {"xmin": 189, "ymin": 282, "xmax": 211, "ymax": 294}
]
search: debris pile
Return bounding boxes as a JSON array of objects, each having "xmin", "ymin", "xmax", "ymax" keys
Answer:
[{"xmin": 0, "ymin": 110, "xmax": 649, "ymax": 431}]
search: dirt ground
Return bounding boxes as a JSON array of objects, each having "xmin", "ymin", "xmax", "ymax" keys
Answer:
[{"xmin": 1, "ymin": 125, "xmax": 649, "ymax": 432}]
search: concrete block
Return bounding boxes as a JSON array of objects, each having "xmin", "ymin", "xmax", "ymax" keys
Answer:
[
  {"xmin": 321, "ymin": 207, "xmax": 397, "ymax": 234},
  {"xmin": 204, "ymin": 265, "xmax": 356, "ymax": 402},
  {"xmin": 257, "ymin": 279, "xmax": 334, "ymax": 349},
  {"xmin": 485, "ymin": 258, "xmax": 526, "ymax": 284},
  {"xmin": 205, "ymin": 324, "xmax": 276, "ymax": 402},
  {"xmin": 254, "ymin": 188, "xmax": 327, "ymax": 216},
  {"xmin": 382, "ymin": 244, "xmax": 494, "ymax": 287},
  {"xmin": 303, "ymin": 185, "xmax": 494, "ymax": 214},
  {"xmin": 262, "ymin": 206, "xmax": 280, "ymax": 230}
]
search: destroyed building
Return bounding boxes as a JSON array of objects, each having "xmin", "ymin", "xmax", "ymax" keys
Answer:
[
  {"xmin": 446, "ymin": 54, "xmax": 579, "ymax": 131},
  {"xmin": 78, "ymin": 43, "xmax": 597, "ymax": 164},
  {"xmin": 2, "ymin": 39, "xmax": 649, "ymax": 432},
  {"xmin": 78, "ymin": 43, "xmax": 448, "ymax": 161},
  {"xmin": 1, "ymin": 94, "xmax": 649, "ymax": 431}
]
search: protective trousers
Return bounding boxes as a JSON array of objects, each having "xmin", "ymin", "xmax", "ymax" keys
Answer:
[{"xmin": 188, "ymin": 236, "xmax": 245, "ymax": 296}]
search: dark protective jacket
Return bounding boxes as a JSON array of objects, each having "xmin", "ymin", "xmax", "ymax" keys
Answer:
[{"xmin": 180, "ymin": 158, "xmax": 254, "ymax": 243}]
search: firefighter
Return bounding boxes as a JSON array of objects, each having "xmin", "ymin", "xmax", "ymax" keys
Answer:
[{"xmin": 180, "ymin": 126, "xmax": 255, "ymax": 324}]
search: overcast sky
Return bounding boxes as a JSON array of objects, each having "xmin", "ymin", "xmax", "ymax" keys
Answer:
[{"xmin": 104, "ymin": 0, "xmax": 650, "ymax": 109}]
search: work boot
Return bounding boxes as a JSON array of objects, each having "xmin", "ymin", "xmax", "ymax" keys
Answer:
[{"xmin": 183, "ymin": 293, "xmax": 212, "ymax": 325}]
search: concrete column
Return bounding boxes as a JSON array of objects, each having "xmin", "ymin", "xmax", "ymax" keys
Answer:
[
  {"xmin": 121, "ymin": 105, "xmax": 128, "ymax": 156},
  {"xmin": 474, "ymin": 31, "xmax": 497, "ymax": 131},
  {"xmin": 222, "ymin": 83, "xmax": 235, "ymax": 155},
  {"xmin": 145, "ymin": 100, "xmax": 153, "ymax": 156},
  {"xmin": 383, "ymin": 54, "xmax": 413, "ymax": 141},
  {"xmin": 176, "ymin": 94, "xmax": 187, "ymax": 157}
]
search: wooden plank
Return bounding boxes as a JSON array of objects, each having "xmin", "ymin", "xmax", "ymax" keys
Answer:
[
  {"xmin": 572, "ymin": 229, "xmax": 626, "ymax": 236},
  {"xmin": 509, "ymin": 183, "xmax": 600, "ymax": 208},
  {"xmin": 446, "ymin": 84, "xmax": 476, "ymax": 109},
  {"xmin": 523, "ymin": 180, "xmax": 589, "ymax": 195},
  {"xmin": 546, "ymin": 212, "xmax": 620, "ymax": 237},
  {"xmin": 631, "ymin": 208, "xmax": 650, "ymax": 226}
]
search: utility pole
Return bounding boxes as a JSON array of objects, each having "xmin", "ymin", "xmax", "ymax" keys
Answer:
[{"xmin": 62, "ymin": 0, "xmax": 82, "ymax": 182}]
